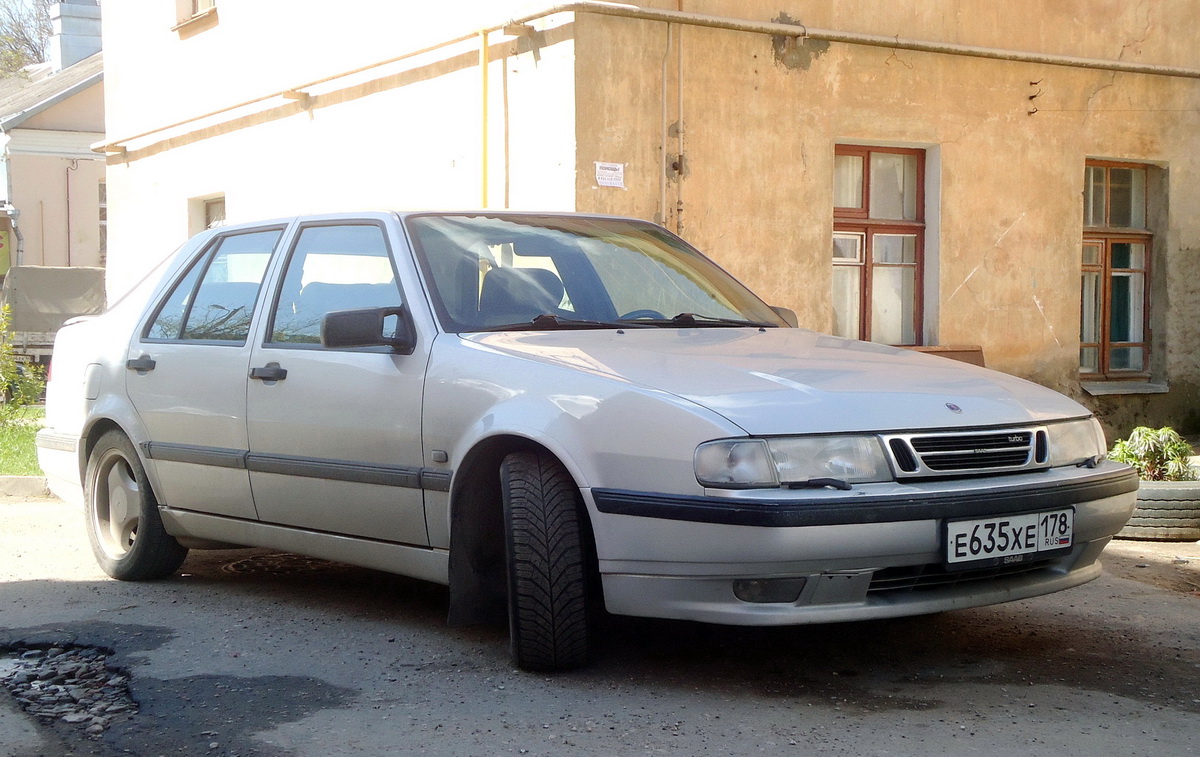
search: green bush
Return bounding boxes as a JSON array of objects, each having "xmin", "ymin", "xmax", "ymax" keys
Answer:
[
  {"xmin": 1, "ymin": 304, "xmax": 46, "ymax": 425},
  {"xmin": 1109, "ymin": 426, "xmax": 1198, "ymax": 482}
]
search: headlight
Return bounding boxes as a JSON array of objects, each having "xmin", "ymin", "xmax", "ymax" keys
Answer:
[
  {"xmin": 695, "ymin": 435, "xmax": 892, "ymax": 489},
  {"xmin": 694, "ymin": 439, "xmax": 778, "ymax": 488},
  {"xmin": 768, "ymin": 436, "xmax": 892, "ymax": 485},
  {"xmin": 1046, "ymin": 417, "xmax": 1107, "ymax": 467}
]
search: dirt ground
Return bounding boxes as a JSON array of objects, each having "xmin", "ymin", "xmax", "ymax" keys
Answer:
[{"xmin": 1101, "ymin": 536, "xmax": 1200, "ymax": 596}]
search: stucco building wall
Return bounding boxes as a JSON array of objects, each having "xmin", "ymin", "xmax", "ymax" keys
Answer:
[
  {"xmin": 569, "ymin": 5, "xmax": 1199, "ymax": 433},
  {"xmin": 8, "ymin": 153, "xmax": 104, "ymax": 267}
]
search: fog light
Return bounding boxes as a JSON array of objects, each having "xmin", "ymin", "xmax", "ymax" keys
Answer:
[{"xmin": 733, "ymin": 578, "xmax": 806, "ymax": 603}]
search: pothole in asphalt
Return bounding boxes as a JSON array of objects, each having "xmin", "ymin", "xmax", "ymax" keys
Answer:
[
  {"xmin": 221, "ymin": 552, "xmax": 354, "ymax": 576},
  {"xmin": 0, "ymin": 644, "xmax": 136, "ymax": 739}
]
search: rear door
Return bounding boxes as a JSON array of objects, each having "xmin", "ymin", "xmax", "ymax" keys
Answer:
[
  {"xmin": 126, "ymin": 227, "xmax": 284, "ymax": 518},
  {"xmin": 244, "ymin": 220, "xmax": 432, "ymax": 545}
]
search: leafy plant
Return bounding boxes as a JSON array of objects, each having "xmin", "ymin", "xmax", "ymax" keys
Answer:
[
  {"xmin": 1, "ymin": 304, "xmax": 45, "ymax": 423},
  {"xmin": 1109, "ymin": 426, "xmax": 1198, "ymax": 482}
]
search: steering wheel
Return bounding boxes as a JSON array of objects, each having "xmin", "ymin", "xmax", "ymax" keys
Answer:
[{"xmin": 619, "ymin": 309, "xmax": 666, "ymax": 320}]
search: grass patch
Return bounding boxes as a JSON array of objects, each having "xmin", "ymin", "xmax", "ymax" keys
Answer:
[{"xmin": 0, "ymin": 410, "xmax": 43, "ymax": 475}]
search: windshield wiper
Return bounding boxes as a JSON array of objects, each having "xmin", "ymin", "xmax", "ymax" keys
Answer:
[
  {"xmin": 476, "ymin": 314, "xmax": 652, "ymax": 332},
  {"xmin": 618, "ymin": 312, "xmax": 775, "ymax": 328}
]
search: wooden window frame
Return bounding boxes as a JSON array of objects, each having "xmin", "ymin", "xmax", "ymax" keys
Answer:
[
  {"xmin": 1080, "ymin": 161, "xmax": 1152, "ymax": 380},
  {"xmin": 833, "ymin": 145, "xmax": 926, "ymax": 345}
]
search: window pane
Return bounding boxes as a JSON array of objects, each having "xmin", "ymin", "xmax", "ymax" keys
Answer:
[
  {"xmin": 146, "ymin": 257, "xmax": 206, "ymax": 340},
  {"xmin": 871, "ymin": 267, "xmax": 916, "ymax": 344},
  {"xmin": 1079, "ymin": 347, "xmax": 1099, "ymax": 373},
  {"xmin": 205, "ymin": 198, "xmax": 226, "ymax": 229},
  {"xmin": 833, "ymin": 154, "xmax": 864, "ymax": 209},
  {"xmin": 832, "ymin": 233, "xmax": 863, "ymax": 262},
  {"xmin": 869, "ymin": 153, "xmax": 918, "ymax": 221},
  {"xmin": 1109, "ymin": 167, "xmax": 1146, "ymax": 228},
  {"xmin": 872, "ymin": 234, "xmax": 916, "ymax": 265},
  {"xmin": 271, "ymin": 225, "xmax": 401, "ymax": 344},
  {"xmin": 1110, "ymin": 242, "xmax": 1144, "ymax": 270},
  {"xmin": 1081, "ymin": 242, "xmax": 1101, "ymax": 266},
  {"xmin": 1080, "ymin": 271, "xmax": 1101, "ymax": 343},
  {"xmin": 1109, "ymin": 346, "xmax": 1145, "ymax": 371},
  {"xmin": 180, "ymin": 230, "xmax": 277, "ymax": 341},
  {"xmin": 1084, "ymin": 166, "xmax": 1105, "ymax": 227},
  {"xmin": 831, "ymin": 266, "xmax": 861, "ymax": 339},
  {"xmin": 1108, "ymin": 272, "xmax": 1144, "ymax": 343}
]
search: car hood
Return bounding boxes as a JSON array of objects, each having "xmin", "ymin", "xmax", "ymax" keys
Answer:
[{"xmin": 463, "ymin": 328, "xmax": 1090, "ymax": 435}]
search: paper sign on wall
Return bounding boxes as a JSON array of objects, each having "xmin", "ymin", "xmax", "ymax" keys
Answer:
[{"xmin": 595, "ymin": 161, "xmax": 626, "ymax": 189}]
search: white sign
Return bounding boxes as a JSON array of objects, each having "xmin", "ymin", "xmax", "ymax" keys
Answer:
[{"xmin": 594, "ymin": 161, "xmax": 626, "ymax": 189}]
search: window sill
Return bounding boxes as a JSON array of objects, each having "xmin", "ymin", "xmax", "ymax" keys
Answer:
[
  {"xmin": 172, "ymin": 6, "xmax": 218, "ymax": 35},
  {"xmin": 1081, "ymin": 381, "xmax": 1168, "ymax": 396},
  {"xmin": 904, "ymin": 344, "xmax": 986, "ymax": 367}
]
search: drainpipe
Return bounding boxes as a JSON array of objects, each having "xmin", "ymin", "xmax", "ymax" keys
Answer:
[
  {"xmin": 658, "ymin": 24, "xmax": 671, "ymax": 225},
  {"xmin": 66, "ymin": 159, "xmax": 79, "ymax": 266},
  {"xmin": 0, "ymin": 132, "xmax": 22, "ymax": 267},
  {"xmin": 480, "ymin": 30, "xmax": 490, "ymax": 209},
  {"xmin": 675, "ymin": 16, "xmax": 684, "ymax": 236}
]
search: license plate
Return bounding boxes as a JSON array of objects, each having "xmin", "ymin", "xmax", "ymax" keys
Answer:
[{"xmin": 945, "ymin": 509, "xmax": 1074, "ymax": 567}]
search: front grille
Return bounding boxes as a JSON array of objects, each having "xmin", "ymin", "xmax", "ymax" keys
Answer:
[
  {"xmin": 868, "ymin": 559, "xmax": 1055, "ymax": 595},
  {"xmin": 883, "ymin": 427, "xmax": 1049, "ymax": 478}
]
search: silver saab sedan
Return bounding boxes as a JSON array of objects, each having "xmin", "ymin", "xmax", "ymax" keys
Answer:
[{"xmin": 37, "ymin": 211, "xmax": 1138, "ymax": 671}]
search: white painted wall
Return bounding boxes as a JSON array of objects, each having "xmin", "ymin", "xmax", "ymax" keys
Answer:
[{"xmin": 102, "ymin": 4, "xmax": 577, "ymax": 297}]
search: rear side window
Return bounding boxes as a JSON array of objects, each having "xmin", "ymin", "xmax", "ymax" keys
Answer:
[
  {"xmin": 145, "ymin": 229, "xmax": 281, "ymax": 343},
  {"xmin": 268, "ymin": 224, "xmax": 403, "ymax": 345}
]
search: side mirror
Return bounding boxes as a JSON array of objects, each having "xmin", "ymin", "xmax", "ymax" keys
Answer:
[
  {"xmin": 321, "ymin": 306, "xmax": 416, "ymax": 354},
  {"xmin": 771, "ymin": 306, "xmax": 798, "ymax": 328}
]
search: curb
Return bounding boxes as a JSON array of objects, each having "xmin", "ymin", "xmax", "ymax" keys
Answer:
[{"xmin": 0, "ymin": 476, "xmax": 50, "ymax": 498}]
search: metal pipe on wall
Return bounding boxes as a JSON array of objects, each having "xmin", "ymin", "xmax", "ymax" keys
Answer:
[
  {"xmin": 480, "ymin": 30, "xmax": 490, "ymax": 209},
  {"xmin": 65, "ymin": 159, "xmax": 79, "ymax": 266}
]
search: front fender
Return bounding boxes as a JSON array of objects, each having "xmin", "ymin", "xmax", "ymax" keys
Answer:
[{"xmin": 424, "ymin": 336, "xmax": 746, "ymax": 497}]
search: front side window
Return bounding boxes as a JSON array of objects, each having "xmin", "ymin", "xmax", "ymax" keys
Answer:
[
  {"xmin": 832, "ymin": 146, "xmax": 925, "ymax": 345},
  {"xmin": 145, "ymin": 229, "xmax": 280, "ymax": 343},
  {"xmin": 1080, "ymin": 162, "xmax": 1151, "ymax": 377},
  {"xmin": 268, "ymin": 224, "xmax": 403, "ymax": 345}
]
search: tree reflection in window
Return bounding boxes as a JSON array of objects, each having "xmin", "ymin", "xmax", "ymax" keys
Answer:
[{"xmin": 145, "ymin": 229, "xmax": 280, "ymax": 343}]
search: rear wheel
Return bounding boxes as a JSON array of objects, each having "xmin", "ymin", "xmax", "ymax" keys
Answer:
[
  {"xmin": 500, "ymin": 451, "xmax": 593, "ymax": 671},
  {"xmin": 85, "ymin": 430, "xmax": 188, "ymax": 580}
]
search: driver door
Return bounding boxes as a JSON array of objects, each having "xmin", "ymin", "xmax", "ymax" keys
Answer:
[{"xmin": 244, "ymin": 221, "xmax": 431, "ymax": 545}]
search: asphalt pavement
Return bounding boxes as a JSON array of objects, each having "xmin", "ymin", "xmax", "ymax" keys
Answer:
[{"xmin": 2, "ymin": 484, "xmax": 1198, "ymax": 757}]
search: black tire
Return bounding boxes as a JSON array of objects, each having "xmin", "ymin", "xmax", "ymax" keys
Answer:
[
  {"xmin": 84, "ymin": 430, "xmax": 188, "ymax": 580},
  {"xmin": 500, "ymin": 451, "xmax": 592, "ymax": 671}
]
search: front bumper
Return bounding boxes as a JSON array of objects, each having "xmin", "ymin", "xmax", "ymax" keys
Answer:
[{"xmin": 586, "ymin": 462, "xmax": 1136, "ymax": 625}]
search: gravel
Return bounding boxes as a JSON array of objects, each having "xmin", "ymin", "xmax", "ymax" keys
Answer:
[{"xmin": 0, "ymin": 644, "xmax": 137, "ymax": 738}]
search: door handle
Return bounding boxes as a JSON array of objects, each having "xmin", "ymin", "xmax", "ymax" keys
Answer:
[
  {"xmin": 249, "ymin": 363, "xmax": 288, "ymax": 381},
  {"xmin": 126, "ymin": 355, "xmax": 156, "ymax": 372}
]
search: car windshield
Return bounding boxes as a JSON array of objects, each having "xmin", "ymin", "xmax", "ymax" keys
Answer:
[{"xmin": 405, "ymin": 214, "xmax": 786, "ymax": 333}]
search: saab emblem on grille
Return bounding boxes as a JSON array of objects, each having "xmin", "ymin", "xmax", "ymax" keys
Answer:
[{"xmin": 945, "ymin": 403, "xmax": 963, "ymax": 414}]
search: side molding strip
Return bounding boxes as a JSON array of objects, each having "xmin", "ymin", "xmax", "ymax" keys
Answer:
[{"xmin": 142, "ymin": 442, "xmax": 451, "ymax": 492}]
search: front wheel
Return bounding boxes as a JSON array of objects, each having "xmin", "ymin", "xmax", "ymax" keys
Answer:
[
  {"xmin": 500, "ymin": 451, "xmax": 593, "ymax": 671},
  {"xmin": 85, "ymin": 430, "xmax": 188, "ymax": 580}
]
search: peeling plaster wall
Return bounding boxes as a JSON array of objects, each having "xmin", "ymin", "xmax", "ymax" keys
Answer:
[{"xmin": 572, "ymin": 2, "xmax": 1200, "ymax": 436}]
